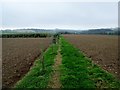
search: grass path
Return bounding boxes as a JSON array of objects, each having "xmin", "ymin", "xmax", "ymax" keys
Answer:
[
  {"xmin": 60, "ymin": 37, "xmax": 120, "ymax": 88},
  {"xmin": 48, "ymin": 41, "xmax": 62, "ymax": 88},
  {"xmin": 14, "ymin": 37, "xmax": 120, "ymax": 88},
  {"xmin": 14, "ymin": 44, "xmax": 58, "ymax": 88}
]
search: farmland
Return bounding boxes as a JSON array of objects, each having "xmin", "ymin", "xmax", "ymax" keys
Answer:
[
  {"xmin": 63, "ymin": 35, "xmax": 120, "ymax": 78},
  {"xmin": 60, "ymin": 37, "xmax": 120, "ymax": 88},
  {"xmin": 2, "ymin": 34, "xmax": 120, "ymax": 89},
  {"xmin": 15, "ymin": 44, "xmax": 58, "ymax": 88},
  {"xmin": 2, "ymin": 38, "xmax": 52, "ymax": 88},
  {"xmin": 14, "ymin": 36, "xmax": 120, "ymax": 88}
]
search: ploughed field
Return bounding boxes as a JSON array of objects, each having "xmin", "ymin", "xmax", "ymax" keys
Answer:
[
  {"xmin": 2, "ymin": 38, "xmax": 52, "ymax": 88},
  {"xmin": 63, "ymin": 35, "xmax": 120, "ymax": 78}
]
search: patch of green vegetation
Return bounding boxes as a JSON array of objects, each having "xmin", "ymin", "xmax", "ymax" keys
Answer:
[
  {"xmin": 60, "ymin": 37, "xmax": 120, "ymax": 88},
  {"xmin": 14, "ymin": 44, "xmax": 58, "ymax": 88}
]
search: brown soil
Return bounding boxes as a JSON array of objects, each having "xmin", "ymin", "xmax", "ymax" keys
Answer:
[
  {"xmin": 48, "ymin": 44, "xmax": 62, "ymax": 88},
  {"xmin": 2, "ymin": 38, "xmax": 52, "ymax": 88},
  {"xmin": 63, "ymin": 35, "xmax": 120, "ymax": 79}
]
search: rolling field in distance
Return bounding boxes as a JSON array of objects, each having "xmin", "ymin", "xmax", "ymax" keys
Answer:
[
  {"xmin": 64, "ymin": 35, "xmax": 120, "ymax": 78},
  {"xmin": 2, "ymin": 38, "xmax": 52, "ymax": 88}
]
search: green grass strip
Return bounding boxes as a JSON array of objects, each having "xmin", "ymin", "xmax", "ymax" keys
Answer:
[
  {"xmin": 60, "ymin": 37, "xmax": 120, "ymax": 88},
  {"xmin": 14, "ymin": 44, "xmax": 58, "ymax": 88}
]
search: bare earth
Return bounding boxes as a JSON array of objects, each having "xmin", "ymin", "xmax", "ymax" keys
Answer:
[
  {"xmin": 64, "ymin": 35, "xmax": 120, "ymax": 79},
  {"xmin": 2, "ymin": 38, "xmax": 52, "ymax": 88},
  {"xmin": 48, "ymin": 44, "xmax": 62, "ymax": 88}
]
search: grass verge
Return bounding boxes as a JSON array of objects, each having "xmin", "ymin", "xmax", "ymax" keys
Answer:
[
  {"xmin": 14, "ymin": 44, "xmax": 58, "ymax": 88},
  {"xmin": 60, "ymin": 37, "xmax": 120, "ymax": 88}
]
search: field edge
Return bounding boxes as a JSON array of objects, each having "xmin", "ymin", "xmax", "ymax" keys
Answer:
[
  {"xmin": 14, "ymin": 43, "xmax": 58, "ymax": 88},
  {"xmin": 60, "ymin": 37, "xmax": 120, "ymax": 88}
]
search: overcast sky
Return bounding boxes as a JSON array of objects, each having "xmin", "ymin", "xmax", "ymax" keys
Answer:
[{"xmin": 1, "ymin": 0, "xmax": 118, "ymax": 30}]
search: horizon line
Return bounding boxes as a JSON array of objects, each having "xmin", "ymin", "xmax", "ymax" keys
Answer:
[{"xmin": 0, "ymin": 27, "xmax": 118, "ymax": 31}]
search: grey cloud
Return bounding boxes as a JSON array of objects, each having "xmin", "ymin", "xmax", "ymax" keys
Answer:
[{"xmin": 2, "ymin": 2, "xmax": 118, "ymax": 29}]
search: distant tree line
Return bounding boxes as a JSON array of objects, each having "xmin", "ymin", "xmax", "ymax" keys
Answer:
[
  {"xmin": 1, "ymin": 33, "xmax": 52, "ymax": 38},
  {"xmin": 60, "ymin": 31, "xmax": 120, "ymax": 35}
]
